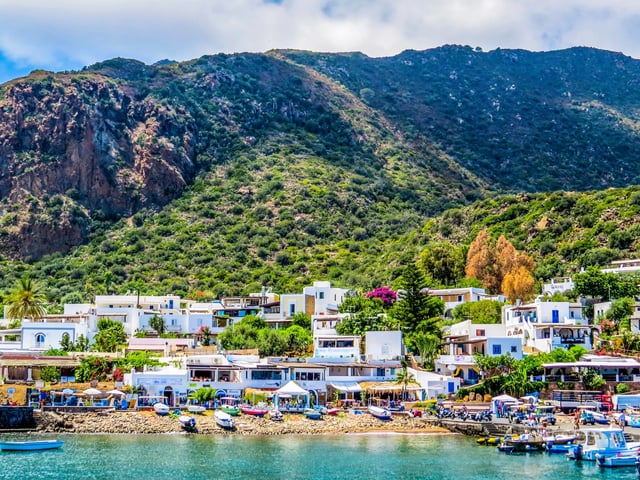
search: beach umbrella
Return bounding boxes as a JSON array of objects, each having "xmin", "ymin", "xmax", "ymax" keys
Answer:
[
  {"xmin": 106, "ymin": 389, "xmax": 125, "ymax": 397},
  {"xmin": 84, "ymin": 388, "xmax": 102, "ymax": 404},
  {"xmin": 62, "ymin": 388, "xmax": 74, "ymax": 395}
]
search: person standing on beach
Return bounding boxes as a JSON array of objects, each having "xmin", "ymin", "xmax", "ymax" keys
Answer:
[{"xmin": 574, "ymin": 409, "xmax": 580, "ymax": 430}]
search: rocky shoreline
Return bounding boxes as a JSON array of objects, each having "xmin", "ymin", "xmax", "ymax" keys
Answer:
[{"xmin": 34, "ymin": 410, "xmax": 452, "ymax": 436}]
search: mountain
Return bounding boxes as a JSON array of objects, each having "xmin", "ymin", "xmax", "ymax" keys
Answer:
[{"xmin": 0, "ymin": 46, "xmax": 639, "ymax": 299}]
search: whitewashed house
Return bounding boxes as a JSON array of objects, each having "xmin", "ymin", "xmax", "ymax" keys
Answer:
[
  {"xmin": 427, "ymin": 287, "xmax": 506, "ymax": 318},
  {"xmin": 503, "ymin": 298, "xmax": 592, "ymax": 353}
]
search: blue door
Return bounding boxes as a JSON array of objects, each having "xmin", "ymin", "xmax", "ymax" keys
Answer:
[{"xmin": 552, "ymin": 310, "xmax": 559, "ymax": 323}]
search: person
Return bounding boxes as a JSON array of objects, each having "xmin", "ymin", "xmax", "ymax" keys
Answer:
[
  {"xmin": 619, "ymin": 411, "xmax": 626, "ymax": 430},
  {"xmin": 574, "ymin": 409, "xmax": 581, "ymax": 430}
]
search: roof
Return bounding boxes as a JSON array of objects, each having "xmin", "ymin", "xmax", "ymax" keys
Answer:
[{"xmin": 359, "ymin": 381, "xmax": 422, "ymax": 392}]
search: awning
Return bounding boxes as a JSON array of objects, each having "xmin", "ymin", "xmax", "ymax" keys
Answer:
[
  {"xmin": 359, "ymin": 381, "xmax": 422, "ymax": 392},
  {"xmin": 329, "ymin": 382, "xmax": 362, "ymax": 393}
]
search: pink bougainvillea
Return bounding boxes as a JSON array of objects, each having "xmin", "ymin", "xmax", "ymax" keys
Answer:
[{"xmin": 365, "ymin": 286, "xmax": 398, "ymax": 307}]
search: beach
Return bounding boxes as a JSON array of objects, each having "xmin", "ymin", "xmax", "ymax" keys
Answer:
[{"xmin": 35, "ymin": 409, "xmax": 452, "ymax": 436}]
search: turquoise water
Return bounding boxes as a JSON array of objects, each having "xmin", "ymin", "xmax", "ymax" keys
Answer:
[{"xmin": 0, "ymin": 433, "xmax": 638, "ymax": 480}]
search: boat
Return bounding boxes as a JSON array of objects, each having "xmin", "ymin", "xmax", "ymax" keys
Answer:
[
  {"xmin": 325, "ymin": 407, "xmax": 340, "ymax": 416},
  {"xmin": 240, "ymin": 404, "xmax": 269, "ymax": 417},
  {"xmin": 0, "ymin": 440, "xmax": 63, "ymax": 451},
  {"xmin": 179, "ymin": 415, "xmax": 197, "ymax": 433},
  {"xmin": 476, "ymin": 436, "xmax": 501, "ymax": 446},
  {"xmin": 304, "ymin": 408, "xmax": 323, "ymax": 420},
  {"xmin": 500, "ymin": 433, "xmax": 546, "ymax": 453},
  {"xmin": 185, "ymin": 399, "xmax": 206, "ymax": 414},
  {"xmin": 219, "ymin": 397, "xmax": 241, "ymax": 416},
  {"xmin": 543, "ymin": 433, "xmax": 576, "ymax": 445},
  {"xmin": 567, "ymin": 427, "xmax": 640, "ymax": 461},
  {"xmin": 214, "ymin": 410, "xmax": 236, "ymax": 430},
  {"xmin": 368, "ymin": 405, "xmax": 392, "ymax": 420},
  {"xmin": 596, "ymin": 452, "xmax": 638, "ymax": 468},
  {"xmin": 269, "ymin": 408, "xmax": 284, "ymax": 421},
  {"xmin": 546, "ymin": 443, "xmax": 575, "ymax": 454},
  {"xmin": 153, "ymin": 402, "xmax": 170, "ymax": 416}
]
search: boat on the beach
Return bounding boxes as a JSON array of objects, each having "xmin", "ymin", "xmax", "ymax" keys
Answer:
[
  {"xmin": 325, "ymin": 407, "xmax": 340, "ymax": 416},
  {"xmin": 153, "ymin": 402, "xmax": 170, "ymax": 416},
  {"xmin": 219, "ymin": 397, "xmax": 241, "ymax": 416},
  {"xmin": 179, "ymin": 415, "xmax": 197, "ymax": 433},
  {"xmin": 368, "ymin": 405, "xmax": 392, "ymax": 420},
  {"xmin": 0, "ymin": 440, "xmax": 63, "ymax": 451},
  {"xmin": 304, "ymin": 408, "xmax": 323, "ymax": 420},
  {"xmin": 567, "ymin": 427, "xmax": 640, "ymax": 461},
  {"xmin": 240, "ymin": 404, "xmax": 269, "ymax": 417},
  {"xmin": 269, "ymin": 408, "xmax": 284, "ymax": 421},
  {"xmin": 214, "ymin": 410, "xmax": 236, "ymax": 430},
  {"xmin": 185, "ymin": 399, "xmax": 206, "ymax": 414}
]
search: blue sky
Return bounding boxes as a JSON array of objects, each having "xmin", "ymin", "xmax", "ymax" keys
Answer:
[{"xmin": 1, "ymin": 0, "xmax": 639, "ymax": 84}]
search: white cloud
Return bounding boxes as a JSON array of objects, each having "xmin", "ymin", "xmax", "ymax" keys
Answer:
[{"xmin": 0, "ymin": 0, "xmax": 639, "ymax": 79}]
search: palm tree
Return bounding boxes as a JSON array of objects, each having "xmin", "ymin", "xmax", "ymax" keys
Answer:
[
  {"xmin": 5, "ymin": 276, "xmax": 47, "ymax": 322},
  {"xmin": 395, "ymin": 359, "xmax": 417, "ymax": 402}
]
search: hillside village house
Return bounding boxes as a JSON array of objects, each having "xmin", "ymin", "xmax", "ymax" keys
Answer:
[
  {"xmin": 436, "ymin": 320, "xmax": 522, "ymax": 385},
  {"xmin": 502, "ymin": 298, "xmax": 592, "ymax": 354},
  {"xmin": 427, "ymin": 287, "xmax": 506, "ymax": 319}
]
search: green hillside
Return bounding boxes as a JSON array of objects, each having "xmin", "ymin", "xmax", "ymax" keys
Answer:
[{"xmin": 0, "ymin": 46, "xmax": 640, "ymax": 303}]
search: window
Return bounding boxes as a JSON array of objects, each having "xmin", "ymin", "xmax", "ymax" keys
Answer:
[
  {"xmin": 511, "ymin": 346, "xmax": 518, "ymax": 353},
  {"xmin": 492, "ymin": 344, "xmax": 502, "ymax": 355},
  {"xmin": 318, "ymin": 292, "xmax": 324, "ymax": 300},
  {"xmin": 35, "ymin": 333, "xmax": 46, "ymax": 347},
  {"xmin": 289, "ymin": 304, "xmax": 296, "ymax": 316},
  {"xmin": 475, "ymin": 329, "xmax": 485, "ymax": 336},
  {"xmin": 457, "ymin": 295, "xmax": 463, "ymax": 302}
]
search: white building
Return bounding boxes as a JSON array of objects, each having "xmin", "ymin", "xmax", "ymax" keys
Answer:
[
  {"xmin": 427, "ymin": 287, "xmax": 506, "ymax": 318},
  {"xmin": 436, "ymin": 320, "xmax": 521, "ymax": 385},
  {"xmin": 542, "ymin": 277, "xmax": 575, "ymax": 296},
  {"xmin": 365, "ymin": 331, "xmax": 403, "ymax": 362},
  {"xmin": 503, "ymin": 299, "xmax": 592, "ymax": 353}
]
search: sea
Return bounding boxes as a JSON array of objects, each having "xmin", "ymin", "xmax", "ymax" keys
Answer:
[{"xmin": 0, "ymin": 432, "xmax": 637, "ymax": 480}]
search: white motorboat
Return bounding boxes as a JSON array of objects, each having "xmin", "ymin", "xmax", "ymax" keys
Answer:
[
  {"xmin": 153, "ymin": 402, "xmax": 170, "ymax": 416},
  {"xmin": 368, "ymin": 405, "xmax": 392, "ymax": 420},
  {"xmin": 215, "ymin": 409, "xmax": 236, "ymax": 430}
]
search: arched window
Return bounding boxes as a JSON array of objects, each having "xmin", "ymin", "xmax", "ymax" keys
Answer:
[{"xmin": 35, "ymin": 333, "xmax": 46, "ymax": 347}]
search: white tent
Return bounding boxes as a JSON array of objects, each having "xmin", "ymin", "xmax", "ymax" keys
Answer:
[
  {"xmin": 491, "ymin": 394, "xmax": 521, "ymax": 416},
  {"xmin": 274, "ymin": 381, "xmax": 310, "ymax": 411}
]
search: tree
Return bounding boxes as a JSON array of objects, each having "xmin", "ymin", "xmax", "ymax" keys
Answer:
[
  {"xmin": 395, "ymin": 360, "xmax": 416, "ymax": 401},
  {"xmin": 365, "ymin": 287, "xmax": 398, "ymax": 308},
  {"xmin": 502, "ymin": 265, "xmax": 536, "ymax": 303},
  {"xmin": 419, "ymin": 242, "xmax": 465, "ymax": 287},
  {"xmin": 197, "ymin": 325, "xmax": 212, "ymax": 346},
  {"xmin": 5, "ymin": 276, "xmax": 47, "ymax": 321},
  {"xmin": 291, "ymin": 312, "xmax": 312, "ymax": 330},
  {"xmin": 451, "ymin": 300, "xmax": 505, "ymax": 324},
  {"xmin": 411, "ymin": 332, "xmax": 441, "ymax": 370},
  {"xmin": 582, "ymin": 368, "xmax": 606, "ymax": 391},
  {"xmin": 40, "ymin": 366, "xmax": 61, "ymax": 383},
  {"xmin": 337, "ymin": 292, "xmax": 393, "ymax": 336},
  {"xmin": 149, "ymin": 314, "xmax": 165, "ymax": 335},
  {"xmin": 391, "ymin": 261, "xmax": 444, "ymax": 338},
  {"xmin": 606, "ymin": 298, "xmax": 634, "ymax": 332},
  {"xmin": 92, "ymin": 318, "xmax": 127, "ymax": 352},
  {"xmin": 465, "ymin": 230, "xmax": 499, "ymax": 293}
]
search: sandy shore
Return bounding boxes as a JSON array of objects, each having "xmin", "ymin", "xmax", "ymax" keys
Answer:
[{"xmin": 35, "ymin": 409, "xmax": 451, "ymax": 436}]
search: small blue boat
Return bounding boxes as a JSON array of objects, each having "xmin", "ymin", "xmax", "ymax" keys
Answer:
[
  {"xmin": 304, "ymin": 408, "xmax": 323, "ymax": 420},
  {"xmin": 0, "ymin": 440, "xmax": 63, "ymax": 451}
]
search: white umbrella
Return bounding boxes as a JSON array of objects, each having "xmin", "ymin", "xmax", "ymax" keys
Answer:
[
  {"xmin": 106, "ymin": 389, "xmax": 125, "ymax": 397},
  {"xmin": 84, "ymin": 388, "xmax": 102, "ymax": 404}
]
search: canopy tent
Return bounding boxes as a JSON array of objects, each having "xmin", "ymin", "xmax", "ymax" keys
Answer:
[
  {"xmin": 273, "ymin": 381, "xmax": 310, "ymax": 410},
  {"xmin": 491, "ymin": 394, "xmax": 521, "ymax": 416}
]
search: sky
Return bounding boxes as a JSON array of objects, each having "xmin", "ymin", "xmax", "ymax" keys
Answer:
[{"xmin": 1, "ymin": 0, "xmax": 640, "ymax": 84}]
